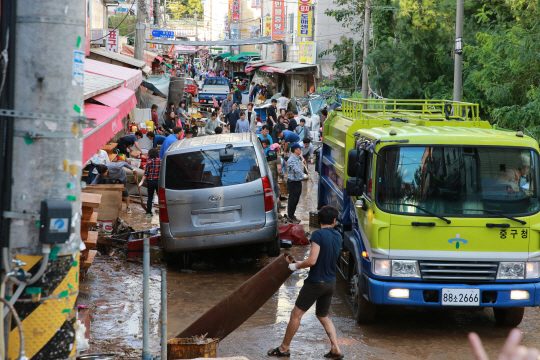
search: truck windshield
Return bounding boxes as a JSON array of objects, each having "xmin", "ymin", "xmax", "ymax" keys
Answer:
[{"xmin": 377, "ymin": 146, "xmax": 540, "ymax": 216}]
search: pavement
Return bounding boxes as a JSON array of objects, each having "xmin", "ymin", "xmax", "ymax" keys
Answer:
[{"xmin": 78, "ymin": 162, "xmax": 540, "ymax": 360}]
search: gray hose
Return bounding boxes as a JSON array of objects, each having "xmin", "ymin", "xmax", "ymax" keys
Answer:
[
  {"xmin": 0, "ymin": 297, "xmax": 25, "ymax": 359},
  {"xmin": 2, "ymin": 246, "xmax": 50, "ymax": 285}
]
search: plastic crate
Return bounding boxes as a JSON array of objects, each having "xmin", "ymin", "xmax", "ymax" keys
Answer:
[{"xmin": 309, "ymin": 211, "xmax": 320, "ymax": 229}]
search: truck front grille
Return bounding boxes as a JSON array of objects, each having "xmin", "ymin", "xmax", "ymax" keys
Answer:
[{"xmin": 418, "ymin": 260, "xmax": 498, "ymax": 283}]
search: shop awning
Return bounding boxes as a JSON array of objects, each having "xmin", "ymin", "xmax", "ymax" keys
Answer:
[
  {"xmin": 228, "ymin": 52, "xmax": 260, "ymax": 62},
  {"xmin": 121, "ymin": 44, "xmax": 163, "ymax": 67},
  {"xmin": 83, "ymin": 104, "xmax": 120, "ymax": 164},
  {"xmin": 91, "ymin": 86, "xmax": 137, "ymax": 123},
  {"xmin": 246, "ymin": 61, "xmax": 317, "ymax": 74},
  {"xmin": 84, "ymin": 72, "xmax": 124, "ymax": 100},
  {"xmin": 146, "ymin": 36, "xmax": 280, "ymax": 47},
  {"xmin": 214, "ymin": 52, "xmax": 231, "ymax": 60},
  {"xmin": 89, "ymin": 48, "xmax": 151, "ymax": 74},
  {"xmin": 85, "ymin": 58, "xmax": 143, "ymax": 91}
]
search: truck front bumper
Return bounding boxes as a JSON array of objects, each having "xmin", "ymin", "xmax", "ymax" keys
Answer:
[{"xmin": 367, "ymin": 277, "xmax": 540, "ymax": 307}]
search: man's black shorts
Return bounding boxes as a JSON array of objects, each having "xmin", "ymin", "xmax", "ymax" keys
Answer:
[{"xmin": 295, "ymin": 280, "xmax": 336, "ymax": 317}]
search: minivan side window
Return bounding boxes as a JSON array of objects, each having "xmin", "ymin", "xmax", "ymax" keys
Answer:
[{"xmin": 165, "ymin": 146, "xmax": 261, "ymax": 190}]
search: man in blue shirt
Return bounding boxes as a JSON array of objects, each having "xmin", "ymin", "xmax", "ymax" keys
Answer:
[
  {"xmin": 117, "ymin": 132, "xmax": 144, "ymax": 156},
  {"xmin": 268, "ymin": 205, "xmax": 343, "ymax": 359},
  {"xmin": 268, "ymin": 205, "xmax": 344, "ymax": 359},
  {"xmin": 146, "ymin": 131, "xmax": 166, "ymax": 149},
  {"xmin": 159, "ymin": 126, "xmax": 184, "ymax": 159},
  {"xmin": 257, "ymin": 125, "xmax": 273, "ymax": 146},
  {"xmin": 276, "ymin": 129, "xmax": 300, "ymax": 153}
]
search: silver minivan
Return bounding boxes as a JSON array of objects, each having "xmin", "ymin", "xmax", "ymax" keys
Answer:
[{"xmin": 158, "ymin": 132, "xmax": 280, "ymax": 262}]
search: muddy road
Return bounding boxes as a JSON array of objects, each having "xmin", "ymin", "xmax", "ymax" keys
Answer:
[{"xmin": 81, "ymin": 163, "xmax": 540, "ymax": 359}]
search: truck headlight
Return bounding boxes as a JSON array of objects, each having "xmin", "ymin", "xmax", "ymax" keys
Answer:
[
  {"xmin": 373, "ymin": 259, "xmax": 391, "ymax": 276},
  {"xmin": 497, "ymin": 262, "xmax": 525, "ymax": 279},
  {"xmin": 391, "ymin": 260, "xmax": 420, "ymax": 278},
  {"xmin": 526, "ymin": 262, "xmax": 540, "ymax": 279}
]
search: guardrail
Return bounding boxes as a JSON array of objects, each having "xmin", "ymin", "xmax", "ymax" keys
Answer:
[{"xmin": 341, "ymin": 99, "xmax": 481, "ymax": 122}]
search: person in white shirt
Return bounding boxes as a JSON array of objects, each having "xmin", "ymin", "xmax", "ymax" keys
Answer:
[
  {"xmin": 301, "ymin": 138, "xmax": 315, "ymax": 164},
  {"xmin": 310, "ymin": 114, "xmax": 320, "ymax": 132},
  {"xmin": 278, "ymin": 94, "xmax": 289, "ymax": 112},
  {"xmin": 296, "ymin": 118, "xmax": 311, "ymax": 141}
]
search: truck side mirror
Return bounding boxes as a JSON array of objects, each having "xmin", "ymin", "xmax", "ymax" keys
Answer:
[
  {"xmin": 347, "ymin": 149, "xmax": 366, "ymax": 178},
  {"xmin": 345, "ymin": 178, "xmax": 364, "ymax": 197}
]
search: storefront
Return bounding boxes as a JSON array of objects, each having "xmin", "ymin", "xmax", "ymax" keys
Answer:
[{"xmin": 245, "ymin": 61, "xmax": 317, "ymax": 98}]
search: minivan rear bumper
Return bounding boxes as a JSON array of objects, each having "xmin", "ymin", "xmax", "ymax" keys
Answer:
[{"xmin": 160, "ymin": 222, "xmax": 278, "ymax": 252}]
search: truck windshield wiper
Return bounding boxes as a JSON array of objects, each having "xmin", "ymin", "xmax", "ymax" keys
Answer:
[
  {"xmin": 386, "ymin": 203, "xmax": 451, "ymax": 224},
  {"xmin": 459, "ymin": 209, "xmax": 526, "ymax": 225}
]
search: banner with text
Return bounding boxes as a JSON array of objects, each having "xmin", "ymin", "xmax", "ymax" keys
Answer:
[
  {"xmin": 106, "ymin": 29, "xmax": 119, "ymax": 53},
  {"xmin": 298, "ymin": 41, "xmax": 316, "ymax": 64},
  {"xmin": 230, "ymin": 0, "xmax": 240, "ymax": 21},
  {"xmin": 298, "ymin": 0, "xmax": 312, "ymax": 37},
  {"xmin": 264, "ymin": 14, "xmax": 272, "ymax": 36},
  {"xmin": 271, "ymin": 0, "xmax": 284, "ymax": 41}
]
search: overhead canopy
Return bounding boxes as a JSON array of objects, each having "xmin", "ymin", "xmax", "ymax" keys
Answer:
[
  {"xmin": 84, "ymin": 72, "xmax": 124, "ymax": 100},
  {"xmin": 83, "ymin": 104, "xmax": 121, "ymax": 164},
  {"xmin": 121, "ymin": 44, "xmax": 163, "ymax": 67},
  {"xmin": 228, "ymin": 52, "xmax": 260, "ymax": 62},
  {"xmin": 91, "ymin": 86, "xmax": 137, "ymax": 123},
  {"xmin": 89, "ymin": 48, "xmax": 151, "ymax": 74},
  {"xmin": 246, "ymin": 61, "xmax": 317, "ymax": 74},
  {"xmin": 85, "ymin": 58, "xmax": 143, "ymax": 91},
  {"xmin": 214, "ymin": 52, "xmax": 231, "ymax": 60},
  {"xmin": 145, "ymin": 36, "xmax": 280, "ymax": 47}
]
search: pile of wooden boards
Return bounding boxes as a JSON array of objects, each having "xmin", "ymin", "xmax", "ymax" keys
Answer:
[
  {"xmin": 81, "ymin": 193, "xmax": 101, "ymax": 279},
  {"xmin": 102, "ymin": 143, "xmax": 117, "ymax": 162},
  {"xmin": 83, "ymin": 184, "xmax": 124, "ymax": 220}
]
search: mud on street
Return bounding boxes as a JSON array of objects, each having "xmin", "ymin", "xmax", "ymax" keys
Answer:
[{"xmin": 81, "ymin": 165, "xmax": 540, "ymax": 359}]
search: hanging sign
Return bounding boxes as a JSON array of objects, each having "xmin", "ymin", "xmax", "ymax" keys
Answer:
[
  {"xmin": 271, "ymin": 0, "xmax": 285, "ymax": 41},
  {"xmin": 230, "ymin": 0, "xmax": 240, "ymax": 21},
  {"xmin": 106, "ymin": 29, "xmax": 119, "ymax": 53},
  {"xmin": 264, "ymin": 15, "xmax": 272, "ymax": 36},
  {"xmin": 298, "ymin": 41, "xmax": 316, "ymax": 64},
  {"xmin": 298, "ymin": 0, "xmax": 312, "ymax": 37}
]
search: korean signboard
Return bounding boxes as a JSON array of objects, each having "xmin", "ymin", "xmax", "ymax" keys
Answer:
[
  {"xmin": 106, "ymin": 29, "xmax": 119, "ymax": 53},
  {"xmin": 298, "ymin": 41, "xmax": 316, "ymax": 64},
  {"xmin": 271, "ymin": 0, "xmax": 285, "ymax": 41},
  {"xmin": 230, "ymin": 0, "xmax": 240, "ymax": 21},
  {"xmin": 251, "ymin": 0, "xmax": 261, "ymax": 8},
  {"xmin": 298, "ymin": 0, "xmax": 312, "ymax": 37},
  {"xmin": 264, "ymin": 15, "xmax": 272, "ymax": 36}
]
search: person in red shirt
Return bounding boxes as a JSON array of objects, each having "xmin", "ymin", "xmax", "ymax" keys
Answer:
[
  {"xmin": 151, "ymin": 104, "xmax": 159, "ymax": 130},
  {"xmin": 139, "ymin": 148, "xmax": 161, "ymax": 217}
]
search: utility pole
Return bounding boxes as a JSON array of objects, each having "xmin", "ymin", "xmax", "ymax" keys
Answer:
[
  {"xmin": 361, "ymin": 0, "xmax": 370, "ymax": 102},
  {"xmin": 196, "ymin": 11, "xmax": 199, "ymax": 41},
  {"xmin": 135, "ymin": 0, "xmax": 147, "ymax": 105},
  {"xmin": 452, "ymin": 0, "xmax": 464, "ymax": 101},
  {"xmin": 353, "ymin": 31, "xmax": 356, "ymax": 95},
  {"xmin": 2, "ymin": 0, "xmax": 85, "ymax": 358}
]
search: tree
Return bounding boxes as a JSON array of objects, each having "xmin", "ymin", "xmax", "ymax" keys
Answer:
[
  {"xmin": 108, "ymin": 14, "xmax": 137, "ymax": 37},
  {"xmin": 167, "ymin": 0, "xmax": 203, "ymax": 18}
]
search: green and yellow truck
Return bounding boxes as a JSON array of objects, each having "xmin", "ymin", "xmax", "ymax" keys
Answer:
[{"xmin": 318, "ymin": 99, "xmax": 540, "ymax": 326}]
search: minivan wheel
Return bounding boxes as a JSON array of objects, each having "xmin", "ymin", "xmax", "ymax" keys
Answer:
[
  {"xmin": 163, "ymin": 248, "xmax": 191, "ymax": 268},
  {"xmin": 266, "ymin": 234, "xmax": 281, "ymax": 257}
]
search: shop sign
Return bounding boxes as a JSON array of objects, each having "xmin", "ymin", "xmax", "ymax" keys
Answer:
[
  {"xmin": 271, "ymin": 0, "xmax": 285, "ymax": 41},
  {"xmin": 230, "ymin": 0, "xmax": 240, "ymax": 21},
  {"xmin": 231, "ymin": 23, "xmax": 239, "ymax": 39},
  {"xmin": 251, "ymin": 0, "xmax": 261, "ymax": 8},
  {"xmin": 298, "ymin": 0, "xmax": 312, "ymax": 37},
  {"xmin": 250, "ymin": 25, "xmax": 260, "ymax": 37},
  {"xmin": 298, "ymin": 41, "xmax": 316, "ymax": 64},
  {"xmin": 106, "ymin": 29, "xmax": 119, "ymax": 53},
  {"xmin": 264, "ymin": 15, "xmax": 272, "ymax": 36}
]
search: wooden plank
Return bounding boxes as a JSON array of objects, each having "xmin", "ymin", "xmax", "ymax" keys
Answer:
[
  {"xmin": 82, "ymin": 185, "xmax": 123, "ymax": 220},
  {"xmin": 81, "ymin": 206, "xmax": 94, "ymax": 221},
  {"xmin": 81, "ymin": 193, "xmax": 101, "ymax": 208},
  {"xmin": 83, "ymin": 231, "xmax": 98, "ymax": 248},
  {"xmin": 84, "ymin": 250, "xmax": 97, "ymax": 267},
  {"xmin": 81, "ymin": 212, "xmax": 98, "ymax": 227},
  {"xmin": 108, "ymin": 153, "xmax": 117, "ymax": 162},
  {"xmin": 102, "ymin": 143, "xmax": 118, "ymax": 154},
  {"xmin": 81, "ymin": 224, "xmax": 89, "ymax": 241}
]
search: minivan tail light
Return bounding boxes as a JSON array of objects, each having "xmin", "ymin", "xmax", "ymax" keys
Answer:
[
  {"xmin": 158, "ymin": 188, "xmax": 169, "ymax": 223},
  {"xmin": 262, "ymin": 176, "xmax": 274, "ymax": 212}
]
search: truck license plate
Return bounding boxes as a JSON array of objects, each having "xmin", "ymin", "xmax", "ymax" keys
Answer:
[{"xmin": 441, "ymin": 288, "xmax": 480, "ymax": 306}]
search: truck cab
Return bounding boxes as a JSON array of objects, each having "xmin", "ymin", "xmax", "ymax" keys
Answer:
[
  {"xmin": 198, "ymin": 77, "xmax": 230, "ymax": 108},
  {"xmin": 319, "ymin": 99, "xmax": 540, "ymax": 326}
]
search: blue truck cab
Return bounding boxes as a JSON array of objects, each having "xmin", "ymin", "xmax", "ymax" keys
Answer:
[{"xmin": 198, "ymin": 77, "xmax": 231, "ymax": 108}]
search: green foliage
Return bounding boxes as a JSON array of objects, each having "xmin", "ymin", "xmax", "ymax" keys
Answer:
[
  {"xmin": 108, "ymin": 15, "xmax": 136, "ymax": 37},
  {"xmin": 319, "ymin": 37, "xmax": 362, "ymax": 91},
  {"xmin": 168, "ymin": 0, "xmax": 203, "ymax": 18}
]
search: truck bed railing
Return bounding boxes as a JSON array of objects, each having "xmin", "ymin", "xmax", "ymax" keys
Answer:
[{"xmin": 341, "ymin": 99, "xmax": 481, "ymax": 123}]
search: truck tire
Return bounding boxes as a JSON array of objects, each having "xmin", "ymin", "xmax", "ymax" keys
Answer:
[
  {"xmin": 266, "ymin": 234, "xmax": 281, "ymax": 257},
  {"xmin": 493, "ymin": 307, "xmax": 525, "ymax": 327},
  {"xmin": 350, "ymin": 267, "xmax": 377, "ymax": 324}
]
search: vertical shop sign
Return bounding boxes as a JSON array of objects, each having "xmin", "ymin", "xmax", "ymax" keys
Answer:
[
  {"xmin": 298, "ymin": 41, "xmax": 316, "ymax": 64},
  {"xmin": 271, "ymin": 0, "xmax": 285, "ymax": 41},
  {"xmin": 264, "ymin": 15, "xmax": 272, "ymax": 36},
  {"xmin": 106, "ymin": 29, "xmax": 119, "ymax": 52},
  {"xmin": 231, "ymin": 0, "xmax": 240, "ymax": 21},
  {"xmin": 298, "ymin": 0, "xmax": 312, "ymax": 37}
]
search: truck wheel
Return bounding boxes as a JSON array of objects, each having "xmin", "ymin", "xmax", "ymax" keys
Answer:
[
  {"xmin": 493, "ymin": 307, "xmax": 525, "ymax": 327},
  {"xmin": 266, "ymin": 234, "xmax": 281, "ymax": 257},
  {"xmin": 350, "ymin": 269, "xmax": 377, "ymax": 324}
]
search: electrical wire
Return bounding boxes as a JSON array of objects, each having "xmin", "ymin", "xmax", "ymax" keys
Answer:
[
  {"xmin": 0, "ymin": 297, "xmax": 25, "ymax": 360},
  {"xmin": 93, "ymin": 0, "xmax": 137, "ymax": 42}
]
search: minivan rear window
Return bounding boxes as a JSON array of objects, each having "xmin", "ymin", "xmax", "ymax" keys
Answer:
[{"xmin": 165, "ymin": 146, "xmax": 261, "ymax": 190}]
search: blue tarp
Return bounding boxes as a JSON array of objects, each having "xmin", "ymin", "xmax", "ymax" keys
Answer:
[{"xmin": 145, "ymin": 73, "xmax": 171, "ymax": 98}]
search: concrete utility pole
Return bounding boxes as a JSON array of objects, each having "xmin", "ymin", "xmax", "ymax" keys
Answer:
[
  {"xmin": 196, "ymin": 11, "xmax": 199, "ymax": 41},
  {"xmin": 361, "ymin": 0, "xmax": 370, "ymax": 102},
  {"xmin": 452, "ymin": 0, "xmax": 464, "ymax": 101},
  {"xmin": 3, "ymin": 0, "xmax": 85, "ymax": 358},
  {"xmin": 135, "ymin": 0, "xmax": 147, "ymax": 105}
]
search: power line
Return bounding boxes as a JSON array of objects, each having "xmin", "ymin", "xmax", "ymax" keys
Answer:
[{"xmin": 94, "ymin": 0, "xmax": 137, "ymax": 41}]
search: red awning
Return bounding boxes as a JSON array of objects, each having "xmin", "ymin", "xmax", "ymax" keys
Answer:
[
  {"xmin": 121, "ymin": 44, "xmax": 162, "ymax": 67},
  {"xmin": 83, "ymin": 104, "xmax": 120, "ymax": 164},
  {"xmin": 85, "ymin": 59, "xmax": 142, "ymax": 91},
  {"xmin": 91, "ymin": 86, "xmax": 137, "ymax": 123}
]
